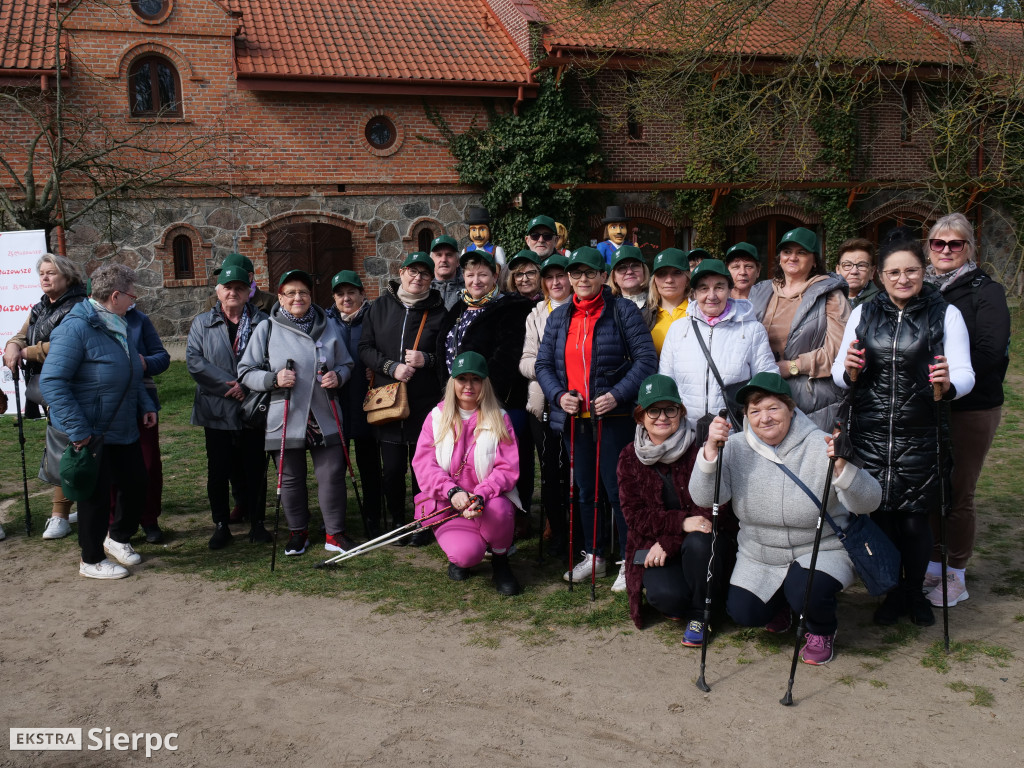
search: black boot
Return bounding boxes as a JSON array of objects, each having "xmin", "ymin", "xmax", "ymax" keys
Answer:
[
  {"xmin": 873, "ymin": 587, "xmax": 905, "ymax": 626},
  {"xmin": 209, "ymin": 522, "xmax": 233, "ymax": 550},
  {"xmin": 248, "ymin": 521, "xmax": 273, "ymax": 543},
  {"xmin": 491, "ymin": 553, "xmax": 522, "ymax": 596},
  {"xmin": 409, "ymin": 528, "xmax": 434, "ymax": 547},
  {"xmin": 448, "ymin": 562, "xmax": 471, "ymax": 581},
  {"xmin": 907, "ymin": 588, "xmax": 936, "ymax": 626}
]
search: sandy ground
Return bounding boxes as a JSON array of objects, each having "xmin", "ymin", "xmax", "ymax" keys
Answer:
[{"xmin": 0, "ymin": 505, "xmax": 1022, "ymax": 768}]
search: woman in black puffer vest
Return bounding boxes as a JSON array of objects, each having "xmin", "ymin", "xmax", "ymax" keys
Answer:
[{"xmin": 832, "ymin": 237, "xmax": 975, "ymax": 627}]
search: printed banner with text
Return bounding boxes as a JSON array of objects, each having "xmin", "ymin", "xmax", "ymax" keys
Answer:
[{"xmin": 1, "ymin": 230, "xmax": 48, "ymax": 415}]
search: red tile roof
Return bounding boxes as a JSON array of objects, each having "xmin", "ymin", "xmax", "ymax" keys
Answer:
[
  {"xmin": 229, "ymin": 0, "xmax": 533, "ymax": 85},
  {"xmin": 0, "ymin": 0, "xmax": 60, "ymax": 73},
  {"xmin": 533, "ymin": 0, "xmax": 962, "ymax": 65},
  {"xmin": 942, "ymin": 15, "xmax": 1024, "ymax": 82}
]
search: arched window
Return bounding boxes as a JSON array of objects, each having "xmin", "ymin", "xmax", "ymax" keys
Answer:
[
  {"xmin": 417, "ymin": 228, "xmax": 435, "ymax": 253},
  {"xmin": 128, "ymin": 55, "xmax": 182, "ymax": 117},
  {"xmin": 172, "ymin": 234, "xmax": 193, "ymax": 279}
]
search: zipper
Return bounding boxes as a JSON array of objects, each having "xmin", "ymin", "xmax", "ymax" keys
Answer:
[
  {"xmin": 703, "ymin": 324, "xmax": 714, "ymax": 415},
  {"xmin": 398, "ymin": 306, "xmax": 410, "ymax": 364},
  {"xmin": 883, "ymin": 308, "xmax": 903, "ymax": 505}
]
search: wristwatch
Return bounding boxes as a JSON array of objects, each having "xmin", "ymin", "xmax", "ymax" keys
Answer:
[{"xmin": 788, "ymin": 361, "xmax": 799, "ymax": 377}]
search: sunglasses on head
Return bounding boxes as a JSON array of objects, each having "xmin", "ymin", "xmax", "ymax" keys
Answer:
[{"xmin": 929, "ymin": 238, "xmax": 967, "ymax": 253}]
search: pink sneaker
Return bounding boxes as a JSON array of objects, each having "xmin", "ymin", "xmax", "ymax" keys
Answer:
[
  {"xmin": 926, "ymin": 572, "xmax": 969, "ymax": 607},
  {"xmin": 799, "ymin": 632, "xmax": 836, "ymax": 665},
  {"xmin": 765, "ymin": 605, "xmax": 793, "ymax": 633}
]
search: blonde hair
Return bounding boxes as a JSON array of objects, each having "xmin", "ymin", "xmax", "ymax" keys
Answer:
[
  {"xmin": 648, "ymin": 267, "xmax": 690, "ymax": 308},
  {"xmin": 609, "ymin": 259, "xmax": 650, "ymax": 297},
  {"xmin": 435, "ymin": 374, "xmax": 511, "ymax": 447},
  {"xmin": 928, "ymin": 212, "xmax": 976, "ymax": 260},
  {"xmin": 555, "ymin": 221, "xmax": 569, "ymax": 250}
]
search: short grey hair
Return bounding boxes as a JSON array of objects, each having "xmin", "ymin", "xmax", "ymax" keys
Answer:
[
  {"xmin": 928, "ymin": 213, "xmax": 976, "ymax": 260},
  {"xmin": 90, "ymin": 263, "xmax": 136, "ymax": 302},
  {"xmin": 36, "ymin": 253, "xmax": 85, "ymax": 287}
]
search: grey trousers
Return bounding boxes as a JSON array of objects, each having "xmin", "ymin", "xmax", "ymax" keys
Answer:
[{"xmin": 275, "ymin": 446, "xmax": 348, "ymax": 535}]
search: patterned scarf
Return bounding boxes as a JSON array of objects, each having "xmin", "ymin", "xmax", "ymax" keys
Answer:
[
  {"xmin": 925, "ymin": 260, "xmax": 977, "ymax": 293},
  {"xmin": 233, "ymin": 304, "xmax": 253, "ymax": 356},
  {"xmin": 460, "ymin": 285, "xmax": 500, "ymax": 308},
  {"xmin": 281, "ymin": 304, "xmax": 316, "ymax": 335},
  {"xmin": 89, "ymin": 298, "xmax": 128, "ymax": 356}
]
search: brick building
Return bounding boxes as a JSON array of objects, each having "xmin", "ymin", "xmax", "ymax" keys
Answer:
[{"xmin": 1, "ymin": 1, "xmax": 1020, "ymax": 336}]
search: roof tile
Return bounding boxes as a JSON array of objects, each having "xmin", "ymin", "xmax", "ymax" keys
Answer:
[{"xmin": 0, "ymin": 0, "xmax": 60, "ymax": 72}]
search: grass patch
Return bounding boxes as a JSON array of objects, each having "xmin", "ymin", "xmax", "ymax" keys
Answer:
[
  {"xmin": 837, "ymin": 675, "xmax": 856, "ymax": 687},
  {"xmin": 869, "ymin": 679, "xmax": 888, "ymax": 689},
  {"xmin": 947, "ymin": 681, "xmax": 995, "ymax": 707},
  {"xmin": 921, "ymin": 640, "xmax": 1014, "ymax": 674}
]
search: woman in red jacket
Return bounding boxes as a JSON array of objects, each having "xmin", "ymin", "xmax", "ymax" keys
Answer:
[{"xmin": 617, "ymin": 374, "xmax": 730, "ymax": 646}]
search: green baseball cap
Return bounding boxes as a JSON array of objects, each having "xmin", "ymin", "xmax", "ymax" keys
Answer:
[
  {"xmin": 566, "ymin": 246, "xmax": 607, "ymax": 273},
  {"xmin": 331, "ymin": 270, "xmax": 363, "ymax": 291},
  {"xmin": 218, "ymin": 265, "xmax": 251, "ymax": 286},
  {"xmin": 540, "ymin": 253, "xmax": 569, "ymax": 274},
  {"xmin": 637, "ymin": 374, "xmax": 682, "ymax": 410},
  {"xmin": 401, "ymin": 252, "xmax": 435, "ymax": 275},
  {"xmin": 610, "ymin": 245, "xmax": 645, "ymax": 270},
  {"xmin": 451, "ymin": 351, "xmax": 489, "ymax": 379},
  {"xmin": 430, "ymin": 235, "xmax": 458, "ymax": 253},
  {"xmin": 508, "ymin": 249, "xmax": 541, "ymax": 269},
  {"xmin": 527, "ymin": 215, "xmax": 556, "ymax": 234},
  {"xmin": 690, "ymin": 258, "xmax": 733, "ymax": 289},
  {"xmin": 687, "ymin": 248, "xmax": 713, "ymax": 263},
  {"xmin": 735, "ymin": 371, "xmax": 792, "ymax": 405},
  {"xmin": 651, "ymin": 248, "xmax": 688, "ymax": 273},
  {"xmin": 460, "ymin": 248, "xmax": 496, "ymax": 269},
  {"xmin": 214, "ymin": 252, "xmax": 255, "ymax": 276},
  {"xmin": 777, "ymin": 227, "xmax": 819, "ymax": 255},
  {"xmin": 725, "ymin": 242, "xmax": 760, "ymax": 265},
  {"xmin": 278, "ymin": 269, "xmax": 313, "ymax": 290}
]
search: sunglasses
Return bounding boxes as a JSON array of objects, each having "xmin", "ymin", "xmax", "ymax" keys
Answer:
[
  {"xmin": 528, "ymin": 232, "xmax": 555, "ymax": 242},
  {"xmin": 928, "ymin": 238, "xmax": 967, "ymax": 253}
]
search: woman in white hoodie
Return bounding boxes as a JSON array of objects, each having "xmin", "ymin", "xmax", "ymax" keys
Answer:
[{"xmin": 659, "ymin": 259, "xmax": 776, "ymax": 432}]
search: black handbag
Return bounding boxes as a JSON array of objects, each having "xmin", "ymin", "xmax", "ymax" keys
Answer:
[
  {"xmin": 240, "ymin": 322, "xmax": 272, "ymax": 431},
  {"xmin": 775, "ymin": 461, "xmax": 900, "ymax": 596},
  {"xmin": 691, "ymin": 318, "xmax": 746, "ymax": 431}
]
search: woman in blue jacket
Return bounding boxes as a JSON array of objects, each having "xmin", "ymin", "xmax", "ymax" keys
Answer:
[
  {"xmin": 39, "ymin": 264, "xmax": 156, "ymax": 580},
  {"xmin": 535, "ymin": 247, "xmax": 658, "ymax": 591}
]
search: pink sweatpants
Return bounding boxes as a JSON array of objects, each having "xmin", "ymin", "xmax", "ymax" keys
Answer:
[{"xmin": 434, "ymin": 497, "xmax": 515, "ymax": 568}]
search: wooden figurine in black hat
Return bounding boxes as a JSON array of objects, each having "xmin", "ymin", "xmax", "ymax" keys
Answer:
[
  {"xmin": 597, "ymin": 205, "xmax": 630, "ymax": 265},
  {"xmin": 462, "ymin": 206, "xmax": 506, "ymax": 267}
]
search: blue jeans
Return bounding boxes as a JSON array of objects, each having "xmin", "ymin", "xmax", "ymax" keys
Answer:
[{"xmin": 561, "ymin": 415, "xmax": 632, "ymax": 560}]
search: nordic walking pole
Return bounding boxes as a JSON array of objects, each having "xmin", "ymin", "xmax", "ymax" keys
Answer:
[
  {"xmin": 934, "ymin": 376, "xmax": 951, "ymax": 653},
  {"xmin": 781, "ymin": 418, "xmax": 847, "ymax": 706},
  {"xmin": 697, "ymin": 408, "xmax": 729, "ymax": 692},
  {"xmin": 320, "ymin": 363, "xmax": 366, "ymax": 534},
  {"xmin": 567, "ymin": 391, "xmax": 579, "ymax": 592},
  {"xmin": 270, "ymin": 359, "xmax": 295, "ymax": 572},
  {"xmin": 591, "ymin": 401, "xmax": 603, "ymax": 602},
  {"xmin": 11, "ymin": 367, "xmax": 32, "ymax": 535}
]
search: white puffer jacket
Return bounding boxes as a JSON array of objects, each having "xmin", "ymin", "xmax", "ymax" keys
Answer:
[
  {"xmin": 659, "ymin": 299, "xmax": 776, "ymax": 430},
  {"xmin": 519, "ymin": 298, "xmax": 566, "ymax": 420}
]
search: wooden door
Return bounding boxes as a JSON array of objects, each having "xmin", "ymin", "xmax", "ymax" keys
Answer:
[{"xmin": 266, "ymin": 223, "xmax": 354, "ymax": 308}]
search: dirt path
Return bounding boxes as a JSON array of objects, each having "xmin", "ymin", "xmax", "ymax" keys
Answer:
[{"xmin": 1, "ymin": 524, "xmax": 1021, "ymax": 768}]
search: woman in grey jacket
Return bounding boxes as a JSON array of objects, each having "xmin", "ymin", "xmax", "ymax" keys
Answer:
[
  {"xmin": 690, "ymin": 373, "xmax": 881, "ymax": 665},
  {"xmin": 239, "ymin": 270, "xmax": 354, "ymax": 557},
  {"xmin": 186, "ymin": 265, "xmax": 271, "ymax": 549}
]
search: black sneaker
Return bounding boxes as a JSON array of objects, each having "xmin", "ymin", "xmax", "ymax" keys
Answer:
[
  {"xmin": 409, "ymin": 528, "xmax": 433, "ymax": 547},
  {"xmin": 873, "ymin": 588, "xmax": 905, "ymax": 626},
  {"xmin": 284, "ymin": 530, "xmax": 309, "ymax": 556},
  {"xmin": 143, "ymin": 524, "xmax": 163, "ymax": 544},
  {"xmin": 248, "ymin": 523, "xmax": 274, "ymax": 543},
  {"xmin": 448, "ymin": 562, "xmax": 471, "ymax": 581},
  {"xmin": 208, "ymin": 523, "xmax": 233, "ymax": 550},
  {"xmin": 908, "ymin": 592, "xmax": 936, "ymax": 627}
]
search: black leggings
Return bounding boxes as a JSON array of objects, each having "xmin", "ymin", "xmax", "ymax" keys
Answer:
[
  {"xmin": 727, "ymin": 562, "xmax": 843, "ymax": 636},
  {"xmin": 874, "ymin": 510, "xmax": 932, "ymax": 592},
  {"xmin": 642, "ymin": 533, "xmax": 714, "ymax": 622},
  {"xmin": 379, "ymin": 441, "xmax": 418, "ymax": 527}
]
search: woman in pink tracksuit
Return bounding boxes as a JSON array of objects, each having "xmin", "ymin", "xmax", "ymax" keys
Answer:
[{"xmin": 412, "ymin": 350, "xmax": 522, "ymax": 595}]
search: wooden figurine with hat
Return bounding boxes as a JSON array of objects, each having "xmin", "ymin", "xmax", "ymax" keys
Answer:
[
  {"xmin": 597, "ymin": 205, "xmax": 630, "ymax": 265},
  {"xmin": 462, "ymin": 206, "xmax": 506, "ymax": 267}
]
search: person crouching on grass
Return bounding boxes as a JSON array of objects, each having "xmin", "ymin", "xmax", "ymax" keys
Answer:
[{"xmin": 412, "ymin": 352, "xmax": 522, "ymax": 595}]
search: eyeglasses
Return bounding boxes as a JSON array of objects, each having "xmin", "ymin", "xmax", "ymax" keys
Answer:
[
  {"xmin": 118, "ymin": 290, "xmax": 138, "ymax": 302},
  {"xmin": 929, "ymin": 238, "xmax": 967, "ymax": 253},
  {"xmin": 645, "ymin": 405, "xmax": 681, "ymax": 420},
  {"xmin": 882, "ymin": 267, "xmax": 923, "ymax": 281},
  {"xmin": 404, "ymin": 268, "xmax": 431, "ymax": 280},
  {"xmin": 528, "ymin": 232, "xmax": 555, "ymax": 242},
  {"xmin": 614, "ymin": 262, "xmax": 643, "ymax": 273},
  {"xmin": 838, "ymin": 261, "xmax": 872, "ymax": 272},
  {"xmin": 514, "ymin": 270, "xmax": 540, "ymax": 281},
  {"xmin": 568, "ymin": 268, "xmax": 600, "ymax": 280},
  {"xmin": 280, "ymin": 290, "xmax": 311, "ymax": 299}
]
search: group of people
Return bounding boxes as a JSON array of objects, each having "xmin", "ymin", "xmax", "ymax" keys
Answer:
[{"xmin": 3, "ymin": 210, "xmax": 1010, "ymax": 665}]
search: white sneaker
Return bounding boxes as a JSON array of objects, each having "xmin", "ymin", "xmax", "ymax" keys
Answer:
[
  {"xmin": 611, "ymin": 561, "xmax": 627, "ymax": 593},
  {"xmin": 563, "ymin": 551, "xmax": 606, "ymax": 582},
  {"xmin": 80, "ymin": 559, "xmax": 129, "ymax": 580},
  {"xmin": 926, "ymin": 572, "xmax": 969, "ymax": 607},
  {"xmin": 42, "ymin": 516, "xmax": 72, "ymax": 540},
  {"xmin": 103, "ymin": 536, "xmax": 142, "ymax": 566},
  {"xmin": 68, "ymin": 511, "xmax": 78, "ymax": 524},
  {"xmin": 922, "ymin": 570, "xmax": 941, "ymax": 592}
]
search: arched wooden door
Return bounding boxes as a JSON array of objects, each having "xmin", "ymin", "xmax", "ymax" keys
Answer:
[{"xmin": 266, "ymin": 223, "xmax": 354, "ymax": 308}]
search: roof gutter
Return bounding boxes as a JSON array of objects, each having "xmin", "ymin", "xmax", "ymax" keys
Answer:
[{"xmin": 236, "ymin": 73, "xmax": 537, "ymax": 99}]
